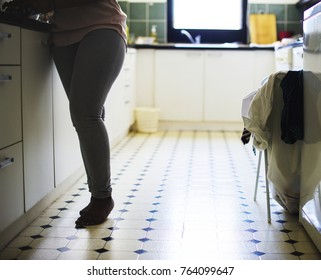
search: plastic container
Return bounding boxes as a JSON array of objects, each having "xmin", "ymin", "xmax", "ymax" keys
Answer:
[{"xmin": 134, "ymin": 107, "xmax": 160, "ymax": 133}]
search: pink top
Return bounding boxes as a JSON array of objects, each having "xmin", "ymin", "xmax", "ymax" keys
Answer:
[{"xmin": 51, "ymin": 0, "xmax": 127, "ymax": 46}]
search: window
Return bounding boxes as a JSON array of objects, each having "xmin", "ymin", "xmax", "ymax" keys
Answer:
[{"xmin": 167, "ymin": 0, "xmax": 248, "ymax": 44}]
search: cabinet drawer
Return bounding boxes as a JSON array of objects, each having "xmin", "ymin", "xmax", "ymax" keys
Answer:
[
  {"xmin": 0, "ymin": 142, "xmax": 24, "ymax": 233},
  {"xmin": 0, "ymin": 66, "xmax": 22, "ymax": 149},
  {"xmin": 0, "ymin": 23, "xmax": 20, "ymax": 65}
]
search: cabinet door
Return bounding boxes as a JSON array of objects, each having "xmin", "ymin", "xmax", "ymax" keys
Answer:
[
  {"xmin": 21, "ymin": 29, "xmax": 54, "ymax": 210},
  {"xmin": 135, "ymin": 49, "xmax": 155, "ymax": 107},
  {"xmin": 155, "ymin": 50, "xmax": 204, "ymax": 121},
  {"xmin": 123, "ymin": 48, "xmax": 137, "ymax": 126},
  {"xmin": 0, "ymin": 143, "xmax": 24, "ymax": 233},
  {"xmin": 52, "ymin": 65, "xmax": 83, "ymax": 187},
  {"xmin": 253, "ymin": 50, "xmax": 275, "ymax": 88},
  {"xmin": 204, "ymin": 50, "xmax": 255, "ymax": 122},
  {"xmin": 0, "ymin": 23, "xmax": 20, "ymax": 65},
  {"xmin": 0, "ymin": 66, "xmax": 22, "ymax": 149}
]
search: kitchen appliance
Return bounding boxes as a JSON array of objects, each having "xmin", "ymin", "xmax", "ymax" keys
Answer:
[{"xmin": 301, "ymin": 1, "xmax": 321, "ymax": 252}]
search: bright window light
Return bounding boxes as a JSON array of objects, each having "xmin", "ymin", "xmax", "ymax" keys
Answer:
[{"xmin": 173, "ymin": 0, "xmax": 243, "ymax": 30}]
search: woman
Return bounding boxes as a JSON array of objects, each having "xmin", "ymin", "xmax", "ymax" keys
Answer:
[{"xmin": 25, "ymin": 0, "xmax": 127, "ymax": 227}]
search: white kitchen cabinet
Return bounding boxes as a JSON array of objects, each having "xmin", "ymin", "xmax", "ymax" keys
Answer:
[
  {"xmin": 0, "ymin": 23, "xmax": 24, "ymax": 234},
  {"xmin": 21, "ymin": 28, "xmax": 54, "ymax": 211},
  {"xmin": 204, "ymin": 50, "xmax": 275, "ymax": 122},
  {"xmin": 137, "ymin": 48, "xmax": 275, "ymax": 124},
  {"xmin": 253, "ymin": 50, "xmax": 276, "ymax": 88},
  {"xmin": 204, "ymin": 51, "xmax": 255, "ymax": 122},
  {"xmin": 0, "ymin": 143, "xmax": 24, "ymax": 233},
  {"xmin": 0, "ymin": 23, "xmax": 20, "ymax": 65},
  {"xmin": 154, "ymin": 50, "xmax": 204, "ymax": 121},
  {"xmin": 0, "ymin": 66, "xmax": 21, "ymax": 149},
  {"xmin": 135, "ymin": 49, "xmax": 155, "ymax": 107},
  {"xmin": 0, "ymin": 24, "xmax": 21, "ymax": 150},
  {"xmin": 105, "ymin": 48, "xmax": 137, "ymax": 146},
  {"xmin": 52, "ymin": 65, "xmax": 83, "ymax": 187},
  {"xmin": 121, "ymin": 48, "xmax": 137, "ymax": 127}
]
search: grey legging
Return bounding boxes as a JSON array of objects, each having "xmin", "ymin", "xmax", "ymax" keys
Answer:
[{"xmin": 52, "ymin": 29, "xmax": 126, "ymax": 199}]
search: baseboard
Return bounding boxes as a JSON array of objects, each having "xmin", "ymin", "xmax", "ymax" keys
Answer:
[{"xmin": 157, "ymin": 121, "xmax": 244, "ymax": 131}]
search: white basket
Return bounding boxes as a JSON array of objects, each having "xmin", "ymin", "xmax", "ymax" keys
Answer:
[{"xmin": 134, "ymin": 107, "xmax": 160, "ymax": 133}]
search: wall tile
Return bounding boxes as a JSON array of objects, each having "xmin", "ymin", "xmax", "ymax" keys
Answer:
[
  {"xmin": 288, "ymin": 5, "xmax": 303, "ymax": 21},
  {"xmin": 130, "ymin": 3, "xmax": 147, "ymax": 20},
  {"xmin": 118, "ymin": 1, "xmax": 129, "ymax": 15},
  {"xmin": 121, "ymin": 2, "xmax": 302, "ymax": 43},
  {"xmin": 149, "ymin": 3, "xmax": 165, "ymax": 20},
  {"xmin": 269, "ymin": 4, "xmax": 286, "ymax": 21},
  {"xmin": 129, "ymin": 21, "xmax": 147, "ymax": 38},
  {"xmin": 256, "ymin": 4, "xmax": 269, "ymax": 13},
  {"xmin": 287, "ymin": 22, "xmax": 303, "ymax": 35}
]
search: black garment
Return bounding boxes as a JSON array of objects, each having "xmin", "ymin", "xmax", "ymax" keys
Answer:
[
  {"xmin": 241, "ymin": 128, "xmax": 251, "ymax": 144},
  {"xmin": 280, "ymin": 70, "xmax": 304, "ymax": 144}
]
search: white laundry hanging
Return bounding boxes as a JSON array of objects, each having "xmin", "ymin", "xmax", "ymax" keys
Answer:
[{"xmin": 242, "ymin": 71, "xmax": 301, "ymax": 213}]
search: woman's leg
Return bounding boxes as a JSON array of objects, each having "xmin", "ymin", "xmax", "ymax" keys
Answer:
[{"xmin": 52, "ymin": 29, "xmax": 126, "ymax": 225}]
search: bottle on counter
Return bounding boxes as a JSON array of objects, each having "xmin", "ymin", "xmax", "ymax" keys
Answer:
[{"xmin": 150, "ymin": 25, "xmax": 158, "ymax": 43}]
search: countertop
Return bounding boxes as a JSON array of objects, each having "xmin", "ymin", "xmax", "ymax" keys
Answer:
[
  {"xmin": 131, "ymin": 43, "xmax": 275, "ymax": 51},
  {"xmin": 0, "ymin": 12, "xmax": 51, "ymax": 32}
]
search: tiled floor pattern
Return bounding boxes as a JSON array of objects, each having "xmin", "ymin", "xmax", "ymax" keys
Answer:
[{"xmin": 1, "ymin": 131, "xmax": 321, "ymax": 260}]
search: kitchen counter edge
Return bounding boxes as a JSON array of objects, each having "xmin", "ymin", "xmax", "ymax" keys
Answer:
[
  {"xmin": 0, "ymin": 13, "xmax": 51, "ymax": 32},
  {"xmin": 130, "ymin": 43, "xmax": 274, "ymax": 51}
]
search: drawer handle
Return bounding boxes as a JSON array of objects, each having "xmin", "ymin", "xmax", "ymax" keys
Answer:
[
  {"xmin": 0, "ymin": 157, "xmax": 14, "ymax": 169},
  {"xmin": 0, "ymin": 75, "xmax": 12, "ymax": 82},
  {"xmin": 0, "ymin": 32, "xmax": 12, "ymax": 39}
]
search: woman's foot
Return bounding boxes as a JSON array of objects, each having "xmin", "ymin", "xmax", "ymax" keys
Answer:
[
  {"xmin": 75, "ymin": 196, "xmax": 114, "ymax": 227},
  {"xmin": 79, "ymin": 197, "xmax": 93, "ymax": 216}
]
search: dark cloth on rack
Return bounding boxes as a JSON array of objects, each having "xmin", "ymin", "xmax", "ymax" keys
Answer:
[
  {"xmin": 241, "ymin": 128, "xmax": 251, "ymax": 144},
  {"xmin": 240, "ymin": 128, "xmax": 257, "ymax": 155},
  {"xmin": 280, "ymin": 70, "xmax": 304, "ymax": 144}
]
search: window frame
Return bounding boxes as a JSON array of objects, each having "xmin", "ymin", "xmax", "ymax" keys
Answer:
[{"xmin": 167, "ymin": 0, "xmax": 249, "ymax": 44}]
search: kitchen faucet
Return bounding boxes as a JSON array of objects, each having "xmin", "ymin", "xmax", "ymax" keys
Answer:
[{"xmin": 181, "ymin": 30, "xmax": 201, "ymax": 44}]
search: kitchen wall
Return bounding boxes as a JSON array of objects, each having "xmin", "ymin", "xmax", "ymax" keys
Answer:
[
  {"xmin": 118, "ymin": 1, "xmax": 303, "ymax": 43},
  {"xmin": 0, "ymin": 1, "xmax": 303, "ymax": 44}
]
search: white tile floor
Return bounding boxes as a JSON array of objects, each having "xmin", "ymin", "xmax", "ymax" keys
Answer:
[{"xmin": 1, "ymin": 130, "xmax": 321, "ymax": 260}]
